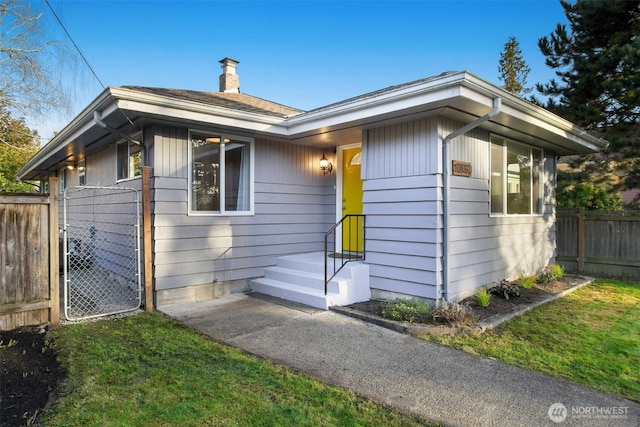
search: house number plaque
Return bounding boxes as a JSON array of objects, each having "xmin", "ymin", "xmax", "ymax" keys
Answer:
[{"xmin": 452, "ymin": 160, "xmax": 472, "ymax": 177}]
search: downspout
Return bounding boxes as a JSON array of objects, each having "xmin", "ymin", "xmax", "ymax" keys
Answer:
[
  {"xmin": 441, "ymin": 97, "xmax": 501, "ymax": 302},
  {"xmin": 93, "ymin": 111, "xmax": 147, "ymax": 165}
]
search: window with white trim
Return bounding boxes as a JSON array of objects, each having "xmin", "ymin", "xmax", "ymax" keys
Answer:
[
  {"xmin": 490, "ymin": 135, "xmax": 543, "ymax": 215},
  {"xmin": 78, "ymin": 159, "xmax": 86, "ymax": 186},
  {"xmin": 117, "ymin": 140, "xmax": 142, "ymax": 181},
  {"xmin": 189, "ymin": 131, "xmax": 253, "ymax": 214}
]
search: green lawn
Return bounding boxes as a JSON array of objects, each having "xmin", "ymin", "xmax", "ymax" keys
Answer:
[
  {"xmin": 45, "ymin": 312, "xmax": 435, "ymax": 427},
  {"xmin": 422, "ymin": 279, "xmax": 640, "ymax": 402}
]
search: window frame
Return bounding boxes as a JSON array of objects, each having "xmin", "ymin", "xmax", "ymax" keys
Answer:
[
  {"xmin": 78, "ymin": 159, "xmax": 86, "ymax": 186},
  {"xmin": 489, "ymin": 134, "xmax": 544, "ymax": 217},
  {"xmin": 59, "ymin": 167, "xmax": 66, "ymax": 194},
  {"xmin": 116, "ymin": 135, "xmax": 142, "ymax": 182},
  {"xmin": 188, "ymin": 130, "xmax": 255, "ymax": 216}
]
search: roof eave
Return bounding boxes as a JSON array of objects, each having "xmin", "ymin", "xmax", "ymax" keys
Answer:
[
  {"xmin": 112, "ymin": 87, "xmax": 290, "ymax": 132},
  {"xmin": 283, "ymin": 71, "xmax": 607, "ymax": 154},
  {"xmin": 18, "ymin": 87, "xmax": 294, "ymax": 180},
  {"xmin": 17, "ymin": 88, "xmax": 117, "ymax": 180},
  {"xmin": 459, "ymin": 73, "xmax": 608, "ymax": 153}
]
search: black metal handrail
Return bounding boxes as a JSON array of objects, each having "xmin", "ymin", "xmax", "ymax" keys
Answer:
[{"xmin": 324, "ymin": 214, "xmax": 366, "ymax": 294}]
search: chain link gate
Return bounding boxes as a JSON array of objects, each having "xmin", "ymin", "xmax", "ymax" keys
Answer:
[{"xmin": 63, "ymin": 186, "xmax": 142, "ymax": 321}]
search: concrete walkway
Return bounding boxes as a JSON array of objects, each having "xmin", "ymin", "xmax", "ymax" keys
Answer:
[{"xmin": 160, "ymin": 293, "xmax": 639, "ymax": 427}]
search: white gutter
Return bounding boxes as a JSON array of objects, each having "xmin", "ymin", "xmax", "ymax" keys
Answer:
[{"xmin": 441, "ymin": 97, "xmax": 501, "ymax": 302}]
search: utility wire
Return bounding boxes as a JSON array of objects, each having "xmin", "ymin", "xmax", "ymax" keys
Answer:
[
  {"xmin": 44, "ymin": 0, "xmax": 139, "ymax": 130},
  {"xmin": 44, "ymin": 0, "xmax": 105, "ymax": 89}
]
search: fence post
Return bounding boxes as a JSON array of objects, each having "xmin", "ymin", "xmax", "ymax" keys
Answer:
[
  {"xmin": 142, "ymin": 167, "xmax": 154, "ymax": 312},
  {"xmin": 48, "ymin": 177, "xmax": 60, "ymax": 324},
  {"xmin": 577, "ymin": 207, "xmax": 585, "ymax": 273}
]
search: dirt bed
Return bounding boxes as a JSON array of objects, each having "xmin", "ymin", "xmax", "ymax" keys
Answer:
[{"xmin": 0, "ymin": 326, "xmax": 65, "ymax": 427}]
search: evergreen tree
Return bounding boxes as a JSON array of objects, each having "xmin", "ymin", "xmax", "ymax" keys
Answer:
[
  {"xmin": 536, "ymin": 0, "xmax": 640, "ymax": 145},
  {"xmin": 538, "ymin": 0, "xmax": 640, "ymax": 210},
  {"xmin": 498, "ymin": 36, "xmax": 531, "ymax": 96}
]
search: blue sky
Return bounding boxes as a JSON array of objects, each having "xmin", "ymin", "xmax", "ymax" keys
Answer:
[{"xmin": 33, "ymin": 0, "xmax": 568, "ymax": 141}]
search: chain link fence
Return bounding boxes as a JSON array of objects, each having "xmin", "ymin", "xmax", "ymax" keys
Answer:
[{"xmin": 63, "ymin": 186, "xmax": 141, "ymax": 321}]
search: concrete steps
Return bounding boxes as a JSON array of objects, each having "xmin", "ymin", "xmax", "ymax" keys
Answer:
[{"xmin": 251, "ymin": 252, "xmax": 370, "ymax": 310}]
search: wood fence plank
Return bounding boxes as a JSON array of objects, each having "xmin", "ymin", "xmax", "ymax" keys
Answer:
[
  {"xmin": 0, "ymin": 192, "xmax": 55, "ymax": 330},
  {"xmin": 557, "ymin": 209, "xmax": 640, "ymax": 280},
  {"xmin": 49, "ymin": 177, "xmax": 60, "ymax": 324}
]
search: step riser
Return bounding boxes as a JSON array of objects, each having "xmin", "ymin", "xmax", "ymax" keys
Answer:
[
  {"xmin": 276, "ymin": 257, "xmax": 358, "ymax": 279},
  {"xmin": 252, "ymin": 252, "xmax": 371, "ymax": 310},
  {"xmin": 264, "ymin": 268, "xmax": 341, "ymax": 293},
  {"xmin": 251, "ymin": 280, "xmax": 330, "ymax": 310},
  {"xmin": 276, "ymin": 258, "xmax": 326, "ymax": 276}
]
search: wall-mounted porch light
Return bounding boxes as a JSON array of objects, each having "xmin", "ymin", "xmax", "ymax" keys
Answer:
[
  {"xmin": 205, "ymin": 136, "xmax": 231, "ymax": 144},
  {"xmin": 320, "ymin": 153, "xmax": 333, "ymax": 175}
]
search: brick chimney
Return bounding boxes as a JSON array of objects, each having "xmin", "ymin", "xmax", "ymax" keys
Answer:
[{"xmin": 219, "ymin": 57, "xmax": 240, "ymax": 93}]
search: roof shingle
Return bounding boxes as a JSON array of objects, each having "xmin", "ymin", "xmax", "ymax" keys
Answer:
[{"xmin": 121, "ymin": 86, "xmax": 303, "ymax": 118}]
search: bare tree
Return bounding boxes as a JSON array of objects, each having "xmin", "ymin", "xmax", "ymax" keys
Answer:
[{"xmin": 0, "ymin": 0, "xmax": 73, "ymax": 125}]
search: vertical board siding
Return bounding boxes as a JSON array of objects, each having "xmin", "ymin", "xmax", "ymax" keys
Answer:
[
  {"xmin": 86, "ymin": 146, "xmax": 117, "ymax": 186},
  {"xmin": 362, "ymin": 118, "xmax": 441, "ymax": 299},
  {"xmin": 442, "ymin": 117, "xmax": 490, "ymax": 180},
  {"xmin": 364, "ymin": 118, "xmax": 438, "ymax": 180},
  {"xmin": 151, "ymin": 131, "xmax": 335, "ymax": 291},
  {"xmin": 153, "ymin": 126, "xmax": 188, "ymax": 179}
]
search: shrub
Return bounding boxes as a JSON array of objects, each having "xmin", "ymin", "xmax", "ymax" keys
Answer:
[
  {"xmin": 539, "ymin": 264, "xmax": 565, "ymax": 283},
  {"xmin": 550, "ymin": 264, "xmax": 565, "ymax": 280},
  {"xmin": 475, "ymin": 288, "xmax": 491, "ymax": 308},
  {"xmin": 490, "ymin": 279, "xmax": 521, "ymax": 299},
  {"xmin": 381, "ymin": 298, "xmax": 430, "ymax": 324},
  {"xmin": 431, "ymin": 302, "xmax": 475, "ymax": 326},
  {"xmin": 518, "ymin": 274, "xmax": 537, "ymax": 289}
]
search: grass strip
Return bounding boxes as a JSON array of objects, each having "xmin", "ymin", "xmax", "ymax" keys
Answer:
[
  {"xmin": 422, "ymin": 279, "xmax": 640, "ymax": 402},
  {"xmin": 45, "ymin": 312, "xmax": 435, "ymax": 426}
]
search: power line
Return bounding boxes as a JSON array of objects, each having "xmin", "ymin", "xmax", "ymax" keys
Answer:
[
  {"xmin": 44, "ymin": 0, "xmax": 105, "ymax": 90},
  {"xmin": 44, "ymin": 0, "xmax": 138, "ymax": 130}
]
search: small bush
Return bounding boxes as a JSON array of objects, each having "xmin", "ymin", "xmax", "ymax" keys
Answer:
[
  {"xmin": 490, "ymin": 279, "xmax": 521, "ymax": 299},
  {"xmin": 381, "ymin": 298, "xmax": 430, "ymax": 324},
  {"xmin": 518, "ymin": 274, "xmax": 537, "ymax": 290},
  {"xmin": 475, "ymin": 288, "xmax": 491, "ymax": 308},
  {"xmin": 431, "ymin": 302, "xmax": 475, "ymax": 326},
  {"xmin": 550, "ymin": 264, "xmax": 565, "ymax": 280},
  {"xmin": 539, "ymin": 264, "xmax": 565, "ymax": 283}
]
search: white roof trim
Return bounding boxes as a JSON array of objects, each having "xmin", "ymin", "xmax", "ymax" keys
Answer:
[{"xmin": 18, "ymin": 71, "xmax": 607, "ymax": 180}]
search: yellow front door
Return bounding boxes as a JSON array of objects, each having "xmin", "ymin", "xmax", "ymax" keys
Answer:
[{"xmin": 342, "ymin": 147, "xmax": 364, "ymax": 253}]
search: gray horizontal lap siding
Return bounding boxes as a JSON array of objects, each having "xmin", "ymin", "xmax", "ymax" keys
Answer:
[
  {"xmin": 362, "ymin": 116, "xmax": 558, "ymax": 302},
  {"xmin": 363, "ymin": 118, "xmax": 442, "ymax": 300},
  {"xmin": 443, "ymin": 118, "xmax": 557, "ymax": 301},
  {"xmin": 150, "ymin": 127, "xmax": 334, "ymax": 291}
]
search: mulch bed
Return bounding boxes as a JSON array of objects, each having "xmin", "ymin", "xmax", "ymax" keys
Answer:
[
  {"xmin": 0, "ymin": 326, "xmax": 66, "ymax": 427},
  {"xmin": 461, "ymin": 275, "xmax": 585, "ymax": 322},
  {"xmin": 343, "ymin": 275, "xmax": 588, "ymax": 331}
]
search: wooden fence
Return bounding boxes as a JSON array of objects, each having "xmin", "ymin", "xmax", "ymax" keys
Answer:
[
  {"xmin": 557, "ymin": 209, "xmax": 640, "ymax": 279},
  {"xmin": 0, "ymin": 178, "xmax": 59, "ymax": 331}
]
